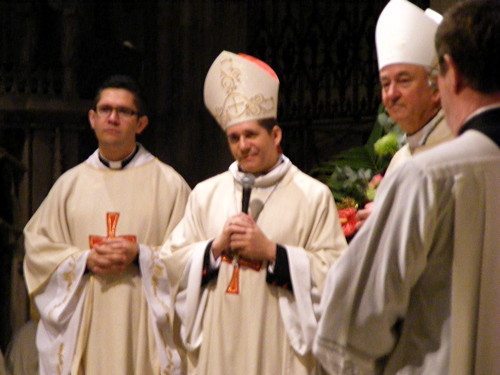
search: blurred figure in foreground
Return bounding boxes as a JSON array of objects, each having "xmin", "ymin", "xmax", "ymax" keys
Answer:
[{"xmin": 314, "ymin": 1, "xmax": 500, "ymax": 374}]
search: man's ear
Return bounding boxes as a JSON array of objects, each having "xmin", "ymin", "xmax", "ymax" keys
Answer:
[
  {"xmin": 428, "ymin": 74, "xmax": 441, "ymax": 101},
  {"xmin": 432, "ymin": 87, "xmax": 441, "ymax": 106},
  {"xmin": 444, "ymin": 54, "xmax": 463, "ymax": 94},
  {"xmin": 272, "ymin": 125, "xmax": 282, "ymax": 147},
  {"xmin": 89, "ymin": 109, "xmax": 97, "ymax": 131},
  {"xmin": 136, "ymin": 116, "xmax": 149, "ymax": 134}
]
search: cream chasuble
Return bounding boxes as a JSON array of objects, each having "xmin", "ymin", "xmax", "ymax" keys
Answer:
[
  {"xmin": 24, "ymin": 149, "xmax": 190, "ymax": 375},
  {"xmin": 164, "ymin": 156, "xmax": 347, "ymax": 375}
]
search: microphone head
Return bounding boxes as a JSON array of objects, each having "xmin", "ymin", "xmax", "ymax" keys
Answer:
[{"xmin": 241, "ymin": 173, "xmax": 255, "ymax": 189}]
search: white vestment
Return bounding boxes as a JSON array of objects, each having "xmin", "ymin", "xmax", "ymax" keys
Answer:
[
  {"xmin": 24, "ymin": 145, "xmax": 191, "ymax": 375},
  {"xmin": 165, "ymin": 156, "xmax": 347, "ymax": 375},
  {"xmin": 385, "ymin": 109, "xmax": 452, "ymax": 174},
  {"xmin": 314, "ymin": 125, "xmax": 500, "ymax": 374}
]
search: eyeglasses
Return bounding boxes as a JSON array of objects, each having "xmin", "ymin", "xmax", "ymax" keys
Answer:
[{"xmin": 95, "ymin": 105, "xmax": 139, "ymax": 119}]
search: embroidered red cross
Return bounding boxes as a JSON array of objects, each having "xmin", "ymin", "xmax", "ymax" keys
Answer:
[{"xmin": 89, "ymin": 212, "xmax": 136, "ymax": 248}]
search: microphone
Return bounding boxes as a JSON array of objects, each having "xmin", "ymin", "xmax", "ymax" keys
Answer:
[{"xmin": 241, "ymin": 174, "xmax": 255, "ymax": 214}]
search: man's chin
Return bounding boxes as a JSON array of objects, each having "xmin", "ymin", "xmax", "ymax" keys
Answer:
[
  {"xmin": 239, "ymin": 167, "xmax": 255, "ymax": 174},
  {"xmin": 238, "ymin": 163, "xmax": 258, "ymax": 174},
  {"xmin": 387, "ymin": 111, "xmax": 407, "ymax": 125}
]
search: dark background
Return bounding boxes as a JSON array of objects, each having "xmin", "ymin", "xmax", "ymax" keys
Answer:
[{"xmin": 0, "ymin": 0, "xmax": 433, "ymax": 352}]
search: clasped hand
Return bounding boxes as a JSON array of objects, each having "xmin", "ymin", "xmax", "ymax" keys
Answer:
[
  {"xmin": 212, "ymin": 213, "xmax": 276, "ymax": 262},
  {"xmin": 87, "ymin": 238, "xmax": 139, "ymax": 275}
]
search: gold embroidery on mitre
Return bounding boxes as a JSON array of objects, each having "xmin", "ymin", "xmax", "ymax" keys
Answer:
[{"xmin": 215, "ymin": 57, "xmax": 276, "ymax": 127}]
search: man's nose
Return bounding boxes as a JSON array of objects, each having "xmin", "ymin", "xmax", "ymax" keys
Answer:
[
  {"xmin": 107, "ymin": 108, "xmax": 120, "ymax": 122},
  {"xmin": 239, "ymin": 136, "xmax": 250, "ymax": 149},
  {"xmin": 385, "ymin": 82, "xmax": 400, "ymax": 100}
]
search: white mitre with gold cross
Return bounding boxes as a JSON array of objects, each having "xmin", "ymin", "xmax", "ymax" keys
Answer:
[
  {"xmin": 376, "ymin": 0, "xmax": 442, "ymax": 71},
  {"xmin": 204, "ymin": 50, "xmax": 280, "ymax": 130}
]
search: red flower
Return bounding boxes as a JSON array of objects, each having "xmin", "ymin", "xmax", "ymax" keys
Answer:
[
  {"xmin": 369, "ymin": 173, "xmax": 383, "ymax": 188},
  {"xmin": 338, "ymin": 207, "xmax": 358, "ymax": 238}
]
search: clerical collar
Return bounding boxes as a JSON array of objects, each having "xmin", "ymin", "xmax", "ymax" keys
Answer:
[
  {"xmin": 237, "ymin": 155, "xmax": 284, "ymax": 176},
  {"xmin": 459, "ymin": 106, "xmax": 500, "ymax": 148},
  {"xmin": 98, "ymin": 146, "xmax": 139, "ymax": 170},
  {"xmin": 406, "ymin": 109, "xmax": 445, "ymax": 151},
  {"xmin": 230, "ymin": 154, "xmax": 292, "ymax": 188}
]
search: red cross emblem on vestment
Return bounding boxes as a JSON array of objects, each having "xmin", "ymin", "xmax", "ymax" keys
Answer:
[{"xmin": 89, "ymin": 212, "xmax": 136, "ymax": 248}]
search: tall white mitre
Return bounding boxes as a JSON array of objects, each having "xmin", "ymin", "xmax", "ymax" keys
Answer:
[
  {"xmin": 376, "ymin": 0, "xmax": 443, "ymax": 71},
  {"xmin": 204, "ymin": 50, "xmax": 280, "ymax": 130}
]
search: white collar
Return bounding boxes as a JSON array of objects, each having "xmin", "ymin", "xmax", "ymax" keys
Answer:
[
  {"xmin": 85, "ymin": 143, "xmax": 155, "ymax": 170},
  {"xmin": 229, "ymin": 154, "xmax": 292, "ymax": 188},
  {"xmin": 406, "ymin": 109, "xmax": 445, "ymax": 151}
]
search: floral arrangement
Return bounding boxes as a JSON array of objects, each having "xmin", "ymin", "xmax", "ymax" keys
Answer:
[{"xmin": 310, "ymin": 104, "xmax": 404, "ymax": 239}]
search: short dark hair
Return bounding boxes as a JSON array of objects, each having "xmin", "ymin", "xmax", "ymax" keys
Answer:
[
  {"xmin": 436, "ymin": 0, "xmax": 500, "ymax": 94},
  {"xmin": 257, "ymin": 118, "xmax": 279, "ymax": 133},
  {"xmin": 93, "ymin": 75, "xmax": 147, "ymax": 115}
]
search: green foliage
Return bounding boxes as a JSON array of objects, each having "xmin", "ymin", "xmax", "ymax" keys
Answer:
[
  {"xmin": 374, "ymin": 132, "xmax": 400, "ymax": 157},
  {"xmin": 310, "ymin": 104, "xmax": 404, "ymax": 206},
  {"xmin": 366, "ymin": 183, "xmax": 377, "ymax": 202},
  {"xmin": 324, "ymin": 166, "xmax": 373, "ymax": 205}
]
